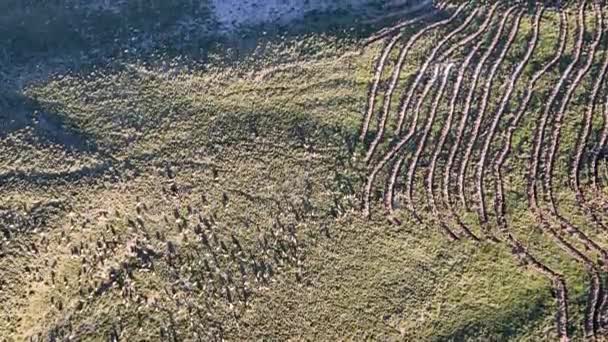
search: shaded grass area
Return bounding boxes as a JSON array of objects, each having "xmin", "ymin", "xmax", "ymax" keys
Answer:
[{"xmin": 0, "ymin": 0, "xmax": 216, "ymax": 65}]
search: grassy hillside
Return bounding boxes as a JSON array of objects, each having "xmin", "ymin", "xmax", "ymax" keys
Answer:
[{"xmin": 2, "ymin": 1, "xmax": 608, "ymax": 341}]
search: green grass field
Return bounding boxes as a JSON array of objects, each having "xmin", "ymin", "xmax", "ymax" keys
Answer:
[{"xmin": 3, "ymin": 1, "xmax": 608, "ymax": 341}]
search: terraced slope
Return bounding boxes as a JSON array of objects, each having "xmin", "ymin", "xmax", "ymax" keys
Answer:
[{"xmin": 360, "ymin": 2, "xmax": 608, "ymax": 340}]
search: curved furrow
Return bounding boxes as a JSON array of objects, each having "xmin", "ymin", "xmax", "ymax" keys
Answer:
[
  {"xmin": 542, "ymin": 1, "xmax": 608, "ymax": 261},
  {"xmin": 528, "ymin": 4, "xmax": 580, "ymax": 215},
  {"xmin": 381, "ymin": 6, "xmax": 481, "ymax": 210},
  {"xmin": 426, "ymin": 40, "xmax": 485, "ymax": 241},
  {"xmin": 362, "ymin": 1, "xmax": 444, "ymax": 47},
  {"xmin": 529, "ymin": 2, "xmax": 607, "ymax": 257},
  {"xmin": 527, "ymin": 4, "xmax": 605, "ymax": 337},
  {"xmin": 546, "ymin": 1, "xmax": 602, "ymax": 215},
  {"xmin": 384, "ymin": 154, "xmax": 407, "ymax": 217},
  {"xmin": 402, "ymin": 65, "xmax": 453, "ymax": 227},
  {"xmin": 364, "ymin": 3, "xmax": 469, "ymax": 164},
  {"xmin": 382, "ymin": 67, "xmax": 441, "ymax": 221},
  {"xmin": 554, "ymin": 274, "xmax": 571, "ymax": 342},
  {"xmin": 506, "ymin": 233, "xmax": 571, "ymax": 341},
  {"xmin": 442, "ymin": 6, "xmax": 513, "ymax": 240},
  {"xmin": 360, "ymin": 2, "xmax": 452, "ymax": 141},
  {"xmin": 475, "ymin": 8, "xmax": 539, "ymax": 225},
  {"xmin": 535, "ymin": 176, "xmax": 602, "ymax": 339},
  {"xmin": 598, "ymin": 263, "xmax": 608, "ymax": 331},
  {"xmin": 570, "ymin": 3, "xmax": 608, "ymax": 231},
  {"xmin": 457, "ymin": 8, "xmax": 523, "ymax": 213},
  {"xmin": 592, "ymin": 87, "xmax": 608, "ymax": 191},
  {"xmin": 587, "ymin": 267, "xmax": 603, "ymax": 339},
  {"xmin": 493, "ymin": 7, "xmax": 566, "ymax": 223},
  {"xmin": 384, "ymin": 1, "xmax": 497, "ymax": 220},
  {"xmin": 362, "ymin": 68, "xmax": 440, "ymax": 220},
  {"xmin": 540, "ymin": 214, "xmax": 602, "ymax": 339},
  {"xmin": 542, "ymin": 5, "xmax": 608, "ymax": 335},
  {"xmin": 436, "ymin": 2, "xmax": 501, "ymax": 62},
  {"xmin": 531, "ymin": 1, "xmax": 585, "ymax": 205},
  {"xmin": 390, "ymin": 3, "xmax": 470, "ymax": 138},
  {"xmin": 530, "ymin": 195, "xmax": 602, "ymax": 339},
  {"xmin": 491, "ymin": 7, "xmax": 573, "ymax": 338},
  {"xmin": 359, "ymin": 34, "xmax": 401, "ymax": 143}
]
